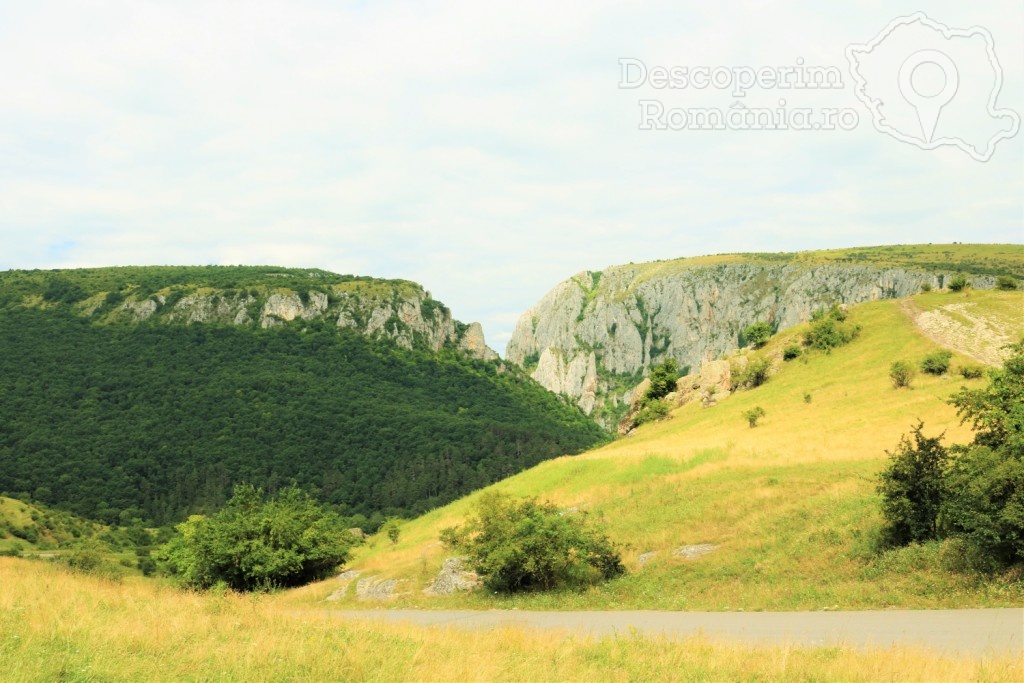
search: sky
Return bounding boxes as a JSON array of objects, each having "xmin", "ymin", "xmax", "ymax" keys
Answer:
[{"xmin": 1, "ymin": 1, "xmax": 1021, "ymax": 353}]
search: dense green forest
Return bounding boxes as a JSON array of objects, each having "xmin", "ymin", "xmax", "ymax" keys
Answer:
[{"xmin": 0, "ymin": 268, "xmax": 607, "ymax": 526}]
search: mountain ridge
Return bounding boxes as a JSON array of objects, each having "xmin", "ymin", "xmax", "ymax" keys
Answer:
[{"xmin": 506, "ymin": 244, "xmax": 1024, "ymax": 426}]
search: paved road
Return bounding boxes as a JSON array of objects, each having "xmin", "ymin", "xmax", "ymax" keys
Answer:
[{"xmin": 312, "ymin": 608, "xmax": 1024, "ymax": 657}]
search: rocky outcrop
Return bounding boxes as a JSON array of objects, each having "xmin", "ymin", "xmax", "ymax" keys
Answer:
[
  {"xmin": 423, "ymin": 557, "xmax": 481, "ymax": 595},
  {"xmin": 99, "ymin": 282, "xmax": 496, "ymax": 360},
  {"xmin": 507, "ymin": 260, "xmax": 988, "ymax": 426}
]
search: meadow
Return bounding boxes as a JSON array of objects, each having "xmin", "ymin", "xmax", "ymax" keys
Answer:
[
  {"xmin": 2, "ymin": 558, "xmax": 1020, "ymax": 682},
  {"xmin": 294, "ymin": 289, "xmax": 1024, "ymax": 612}
]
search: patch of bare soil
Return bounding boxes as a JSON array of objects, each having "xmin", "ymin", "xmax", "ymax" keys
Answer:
[{"xmin": 900, "ymin": 300, "xmax": 1014, "ymax": 366}]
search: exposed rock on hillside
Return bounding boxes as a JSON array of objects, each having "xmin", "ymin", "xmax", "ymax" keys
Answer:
[
  {"xmin": 96, "ymin": 282, "xmax": 495, "ymax": 358},
  {"xmin": 507, "ymin": 260, "xmax": 994, "ymax": 426}
]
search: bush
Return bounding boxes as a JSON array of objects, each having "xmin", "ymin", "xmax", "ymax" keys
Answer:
[
  {"xmin": 958, "ymin": 364, "xmax": 985, "ymax": 380},
  {"xmin": 159, "ymin": 483, "xmax": 353, "ymax": 591},
  {"xmin": 645, "ymin": 358, "xmax": 680, "ymax": 402},
  {"xmin": 947, "ymin": 275, "xmax": 969, "ymax": 292},
  {"xmin": 995, "ymin": 275, "xmax": 1018, "ymax": 291},
  {"xmin": 920, "ymin": 350, "xmax": 952, "ymax": 375},
  {"xmin": 889, "ymin": 361, "xmax": 916, "ymax": 389},
  {"xmin": 736, "ymin": 357, "xmax": 772, "ymax": 389},
  {"xmin": 382, "ymin": 518, "xmax": 401, "ymax": 545},
  {"xmin": 804, "ymin": 306, "xmax": 860, "ymax": 352},
  {"xmin": 782, "ymin": 345, "xmax": 802, "ymax": 361},
  {"xmin": 877, "ymin": 422, "xmax": 948, "ymax": 547},
  {"xmin": 634, "ymin": 398, "xmax": 670, "ymax": 426},
  {"xmin": 743, "ymin": 406, "xmax": 766, "ymax": 428},
  {"xmin": 920, "ymin": 282, "xmax": 932, "ymax": 293},
  {"xmin": 742, "ymin": 321, "xmax": 773, "ymax": 349},
  {"xmin": 440, "ymin": 492, "xmax": 625, "ymax": 593},
  {"xmin": 941, "ymin": 445, "xmax": 1024, "ymax": 565}
]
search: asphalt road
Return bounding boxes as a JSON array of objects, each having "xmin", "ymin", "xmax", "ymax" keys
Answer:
[{"xmin": 313, "ymin": 608, "xmax": 1024, "ymax": 657}]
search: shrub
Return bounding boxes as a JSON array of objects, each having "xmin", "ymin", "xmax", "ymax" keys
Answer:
[
  {"xmin": 440, "ymin": 492, "xmax": 625, "ymax": 593},
  {"xmin": 645, "ymin": 358, "xmax": 680, "ymax": 402},
  {"xmin": 995, "ymin": 275, "xmax": 1018, "ymax": 291},
  {"xmin": 383, "ymin": 518, "xmax": 401, "ymax": 545},
  {"xmin": 877, "ymin": 422, "xmax": 948, "ymax": 547},
  {"xmin": 782, "ymin": 345, "xmax": 802, "ymax": 361},
  {"xmin": 736, "ymin": 357, "xmax": 772, "ymax": 389},
  {"xmin": 920, "ymin": 350, "xmax": 952, "ymax": 375},
  {"xmin": 742, "ymin": 321, "xmax": 773, "ymax": 349},
  {"xmin": 159, "ymin": 483, "xmax": 352, "ymax": 591},
  {"xmin": 958, "ymin": 364, "xmax": 985, "ymax": 380},
  {"xmin": 920, "ymin": 282, "xmax": 932, "ymax": 293},
  {"xmin": 890, "ymin": 361, "xmax": 916, "ymax": 389},
  {"xmin": 947, "ymin": 275, "xmax": 969, "ymax": 292},
  {"xmin": 803, "ymin": 392, "xmax": 812, "ymax": 404},
  {"xmin": 804, "ymin": 306, "xmax": 860, "ymax": 352},
  {"xmin": 634, "ymin": 398, "xmax": 670, "ymax": 426},
  {"xmin": 941, "ymin": 445, "xmax": 1024, "ymax": 564},
  {"xmin": 743, "ymin": 406, "xmax": 766, "ymax": 428}
]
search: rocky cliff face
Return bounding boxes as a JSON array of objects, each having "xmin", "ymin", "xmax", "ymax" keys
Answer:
[
  {"xmin": 85, "ymin": 282, "xmax": 497, "ymax": 360},
  {"xmin": 506, "ymin": 260, "xmax": 993, "ymax": 426}
]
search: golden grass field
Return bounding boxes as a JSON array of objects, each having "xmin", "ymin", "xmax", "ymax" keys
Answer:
[{"xmin": 2, "ymin": 558, "xmax": 1021, "ymax": 682}]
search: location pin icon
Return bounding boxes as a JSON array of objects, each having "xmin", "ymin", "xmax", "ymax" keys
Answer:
[{"xmin": 898, "ymin": 50, "xmax": 959, "ymax": 143}]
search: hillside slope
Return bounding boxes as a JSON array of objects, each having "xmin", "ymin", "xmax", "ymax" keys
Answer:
[
  {"xmin": 302, "ymin": 290, "xmax": 1024, "ymax": 611},
  {"xmin": 0, "ymin": 267, "xmax": 606, "ymax": 525},
  {"xmin": 506, "ymin": 244, "xmax": 1024, "ymax": 426}
]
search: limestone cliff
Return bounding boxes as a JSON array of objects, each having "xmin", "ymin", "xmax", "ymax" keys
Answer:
[
  {"xmin": 50, "ymin": 271, "xmax": 498, "ymax": 359},
  {"xmin": 506, "ymin": 255, "xmax": 1000, "ymax": 426}
]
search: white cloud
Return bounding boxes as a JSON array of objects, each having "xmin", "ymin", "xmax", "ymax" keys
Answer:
[{"xmin": 0, "ymin": 0, "xmax": 1021, "ymax": 354}]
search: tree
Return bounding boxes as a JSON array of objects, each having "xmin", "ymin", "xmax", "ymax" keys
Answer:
[
  {"xmin": 645, "ymin": 358, "xmax": 680, "ymax": 402},
  {"xmin": 742, "ymin": 321, "xmax": 773, "ymax": 349},
  {"xmin": 383, "ymin": 518, "xmax": 401, "ymax": 545},
  {"xmin": 877, "ymin": 422, "xmax": 948, "ymax": 546},
  {"xmin": 440, "ymin": 492, "xmax": 624, "ymax": 593},
  {"xmin": 159, "ymin": 483, "xmax": 352, "ymax": 591},
  {"xmin": 941, "ymin": 339, "xmax": 1024, "ymax": 563}
]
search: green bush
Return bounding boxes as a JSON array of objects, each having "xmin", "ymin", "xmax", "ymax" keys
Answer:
[
  {"xmin": 743, "ymin": 406, "xmax": 766, "ymax": 428},
  {"xmin": 645, "ymin": 358, "xmax": 680, "ymax": 402},
  {"xmin": 889, "ymin": 361, "xmax": 916, "ymax": 389},
  {"xmin": 958, "ymin": 364, "xmax": 985, "ymax": 380},
  {"xmin": 383, "ymin": 518, "xmax": 401, "ymax": 545},
  {"xmin": 742, "ymin": 321, "xmax": 773, "ymax": 349},
  {"xmin": 159, "ymin": 483, "xmax": 353, "ymax": 591},
  {"xmin": 804, "ymin": 306, "xmax": 860, "ymax": 352},
  {"xmin": 736, "ymin": 357, "xmax": 772, "ymax": 389},
  {"xmin": 920, "ymin": 282, "xmax": 932, "ymax": 293},
  {"xmin": 634, "ymin": 398, "xmax": 670, "ymax": 426},
  {"xmin": 877, "ymin": 422, "xmax": 948, "ymax": 547},
  {"xmin": 440, "ymin": 492, "xmax": 624, "ymax": 593},
  {"xmin": 920, "ymin": 350, "xmax": 952, "ymax": 375},
  {"xmin": 995, "ymin": 275, "xmax": 1018, "ymax": 291},
  {"xmin": 941, "ymin": 446, "xmax": 1024, "ymax": 565},
  {"xmin": 782, "ymin": 345, "xmax": 802, "ymax": 361},
  {"xmin": 947, "ymin": 275, "xmax": 969, "ymax": 292}
]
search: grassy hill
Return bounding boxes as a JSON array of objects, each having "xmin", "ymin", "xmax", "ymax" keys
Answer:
[
  {"xmin": 291, "ymin": 288, "xmax": 1024, "ymax": 611},
  {"xmin": 620, "ymin": 243, "xmax": 1024, "ymax": 285}
]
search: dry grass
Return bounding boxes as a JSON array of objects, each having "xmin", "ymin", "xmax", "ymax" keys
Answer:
[{"xmin": 2, "ymin": 558, "xmax": 1020, "ymax": 682}]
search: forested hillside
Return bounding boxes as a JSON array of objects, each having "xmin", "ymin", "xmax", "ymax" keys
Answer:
[{"xmin": 0, "ymin": 268, "xmax": 606, "ymax": 525}]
